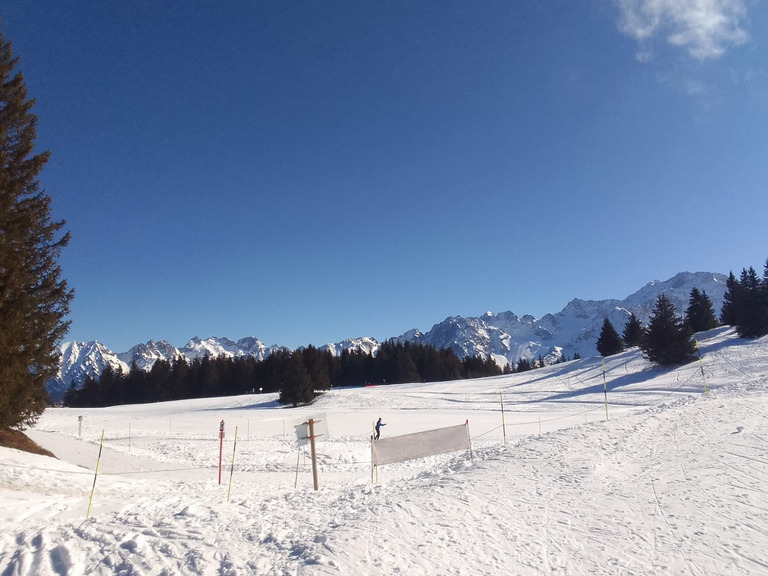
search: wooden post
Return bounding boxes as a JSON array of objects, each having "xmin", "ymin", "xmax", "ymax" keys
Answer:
[
  {"xmin": 227, "ymin": 427, "xmax": 238, "ymax": 502},
  {"xmin": 295, "ymin": 448, "xmax": 301, "ymax": 488},
  {"xmin": 218, "ymin": 420, "xmax": 225, "ymax": 485},
  {"xmin": 309, "ymin": 419, "xmax": 319, "ymax": 491},
  {"xmin": 602, "ymin": 359, "xmax": 609, "ymax": 421},
  {"xmin": 86, "ymin": 430, "xmax": 105, "ymax": 519},
  {"xmin": 696, "ymin": 340, "xmax": 708, "ymax": 397},
  {"xmin": 465, "ymin": 419, "xmax": 473, "ymax": 463},
  {"xmin": 499, "ymin": 392, "xmax": 507, "ymax": 446}
]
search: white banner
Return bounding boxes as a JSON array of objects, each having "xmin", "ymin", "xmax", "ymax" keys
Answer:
[{"xmin": 371, "ymin": 423, "xmax": 470, "ymax": 466}]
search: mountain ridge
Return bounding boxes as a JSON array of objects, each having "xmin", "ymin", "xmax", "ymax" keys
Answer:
[{"xmin": 47, "ymin": 271, "xmax": 727, "ymax": 401}]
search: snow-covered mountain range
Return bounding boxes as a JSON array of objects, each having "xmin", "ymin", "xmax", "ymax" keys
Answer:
[
  {"xmin": 48, "ymin": 271, "xmax": 727, "ymax": 401},
  {"xmin": 399, "ymin": 271, "xmax": 727, "ymax": 367}
]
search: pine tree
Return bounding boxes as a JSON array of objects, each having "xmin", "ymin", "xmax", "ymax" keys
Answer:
[
  {"xmin": 63, "ymin": 381, "xmax": 81, "ymax": 407},
  {"xmin": 763, "ymin": 258, "xmax": 768, "ymax": 331},
  {"xmin": 622, "ymin": 313, "xmax": 645, "ymax": 348},
  {"xmin": 735, "ymin": 267, "xmax": 768, "ymax": 338},
  {"xmin": 394, "ymin": 344, "xmax": 420, "ymax": 383},
  {"xmin": 596, "ymin": 318, "xmax": 624, "ymax": 357},
  {"xmin": 719, "ymin": 272, "xmax": 739, "ymax": 326},
  {"xmin": 640, "ymin": 294, "xmax": 695, "ymax": 366},
  {"xmin": 685, "ymin": 288, "xmax": 719, "ymax": 333},
  {"xmin": 300, "ymin": 345, "xmax": 331, "ymax": 391},
  {"xmin": 758, "ymin": 259, "xmax": 768, "ymax": 337},
  {"xmin": 763, "ymin": 258, "xmax": 768, "ymax": 288},
  {"xmin": 0, "ymin": 32, "xmax": 73, "ymax": 429},
  {"xmin": 149, "ymin": 360, "xmax": 172, "ymax": 402},
  {"xmin": 279, "ymin": 350, "xmax": 314, "ymax": 407},
  {"xmin": 437, "ymin": 348, "xmax": 463, "ymax": 381},
  {"xmin": 169, "ymin": 356, "xmax": 190, "ymax": 400}
]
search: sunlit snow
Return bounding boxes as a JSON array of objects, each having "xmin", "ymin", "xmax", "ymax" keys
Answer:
[{"xmin": 3, "ymin": 326, "xmax": 767, "ymax": 575}]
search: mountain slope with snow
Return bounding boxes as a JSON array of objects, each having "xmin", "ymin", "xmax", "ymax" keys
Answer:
[
  {"xmin": 321, "ymin": 336, "xmax": 380, "ymax": 357},
  {"xmin": 50, "ymin": 342, "xmax": 130, "ymax": 401},
  {"xmin": 401, "ymin": 271, "xmax": 727, "ymax": 366},
  {"xmin": 117, "ymin": 340, "xmax": 182, "ymax": 371},
  {"xmin": 179, "ymin": 336, "xmax": 284, "ymax": 362}
]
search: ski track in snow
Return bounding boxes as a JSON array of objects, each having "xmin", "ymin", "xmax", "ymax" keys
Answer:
[{"xmin": 2, "ymin": 327, "xmax": 768, "ymax": 575}]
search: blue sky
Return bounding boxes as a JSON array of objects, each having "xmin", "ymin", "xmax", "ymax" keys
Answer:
[{"xmin": 2, "ymin": 1, "xmax": 767, "ymax": 352}]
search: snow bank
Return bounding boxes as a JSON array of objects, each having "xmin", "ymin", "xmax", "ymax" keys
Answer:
[{"xmin": 2, "ymin": 327, "xmax": 767, "ymax": 575}]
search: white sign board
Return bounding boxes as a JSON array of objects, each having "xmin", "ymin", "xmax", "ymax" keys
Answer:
[{"xmin": 294, "ymin": 414, "xmax": 329, "ymax": 447}]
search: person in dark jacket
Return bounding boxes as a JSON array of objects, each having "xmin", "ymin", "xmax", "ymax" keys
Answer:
[{"xmin": 375, "ymin": 417, "xmax": 386, "ymax": 440}]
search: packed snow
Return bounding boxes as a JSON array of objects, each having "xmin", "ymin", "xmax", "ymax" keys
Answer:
[{"xmin": 2, "ymin": 326, "xmax": 768, "ymax": 575}]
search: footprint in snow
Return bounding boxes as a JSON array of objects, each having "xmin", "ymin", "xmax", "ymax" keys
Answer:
[{"xmin": 732, "ymin": 426, "xmax": 744, "ymax": 434}]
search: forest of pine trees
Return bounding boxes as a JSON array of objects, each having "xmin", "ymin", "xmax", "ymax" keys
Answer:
[{"xmin": 63, "ymin": 342, "xmax": 504, "ymax": 409}]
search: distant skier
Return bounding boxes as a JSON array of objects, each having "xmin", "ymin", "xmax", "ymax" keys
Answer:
[{"xmin": 375, "ymin": 417, "xmax": 386, "ymax": 440}]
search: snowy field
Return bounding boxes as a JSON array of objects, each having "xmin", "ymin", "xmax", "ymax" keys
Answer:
[{"xmin": 2, "ymin": 326, "xmax": 768, "ymax": 575}]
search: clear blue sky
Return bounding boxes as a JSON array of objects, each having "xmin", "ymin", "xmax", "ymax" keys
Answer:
[{"xmin": 2, "ymin": 1, "xmax": 767, "ymax": 352}]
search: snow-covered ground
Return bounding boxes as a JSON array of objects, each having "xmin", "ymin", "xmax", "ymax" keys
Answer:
[{"xmin": 2, "ymin": 326, "xmax": 768, "ymax": 575}]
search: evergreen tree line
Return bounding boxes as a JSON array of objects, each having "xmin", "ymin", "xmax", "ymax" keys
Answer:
[
  {"xmin": 511, "ymin": 352, "xmax": 577, "ymax": 373},
  {"xmin": 63, "ymin": 341, "xmax": 504, "ymax": 408}
]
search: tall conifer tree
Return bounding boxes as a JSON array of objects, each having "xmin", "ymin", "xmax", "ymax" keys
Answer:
[
  {"xmin": 685, "ymin": 288, "xmax": 719, "ymax": 333},
  {"xmin": 640, "ymin": 294, "xmax": 695, "ymax": 366},
  {"xmin": 0, "ymin": 31, "xmax": 73, "ymax": 429},
  {"xmin": 622, "ymin": 313, "xmax": 645, "ymax": 347},
  {"xmin": 279, "ymin": 350, "xmax": 314, "ymax": 407},
  {"xmin": 761, "ymin": 258, "xmax": 768, "ymax": 334},
  {"xmin": 763, "ymin": 258, "xmax": 768, "ymax": 289},
  {"xmin": 596, "ymin": 318, "xmax": 624, "ymax": 357},
  {"xmin": 735, "ymin": 267, "xmax": 768, "ymax": 338},
  {"xmin": 719, "ymin": 272, "xmax": 739, "ymax": 326}
]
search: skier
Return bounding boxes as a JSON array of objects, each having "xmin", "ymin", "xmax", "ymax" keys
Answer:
[{"xmin": 375, "ymin": 417, "xmax": 386, "ymax": 440}]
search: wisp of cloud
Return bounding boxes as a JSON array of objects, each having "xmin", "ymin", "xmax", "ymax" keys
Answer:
[{"xmin": 617, "ymin": 0, "xmax": 749, "ymax": 60}]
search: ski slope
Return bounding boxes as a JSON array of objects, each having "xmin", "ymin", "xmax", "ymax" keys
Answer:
[{"xmin": 2, "ymin": 326, "xmax": 767, "ymax": 575}]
